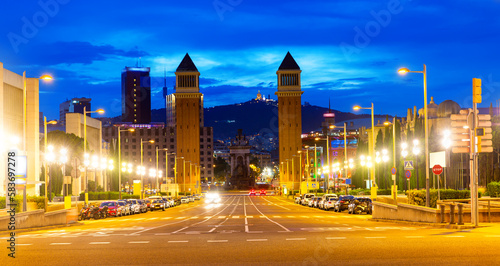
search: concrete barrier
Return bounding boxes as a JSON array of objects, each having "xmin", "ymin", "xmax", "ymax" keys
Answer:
[{"xmin": 0, "ymin": 209, "xmax": 69, "ymax": 231}]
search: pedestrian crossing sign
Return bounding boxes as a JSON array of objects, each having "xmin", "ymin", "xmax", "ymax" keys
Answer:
[{"xmin": 404, "ymin": 160, "xmax": 414, "ymax": 170}]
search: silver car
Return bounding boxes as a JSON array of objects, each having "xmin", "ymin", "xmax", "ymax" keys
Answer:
[
  {"xmin": 301, "ymin": 194, "xmax": 315, "ymax": 206},
  {"xmin": 126, "ymin": 199, "xmax": 141, "ymax": 214},
  {"xmin": 117, "ymin": 200, "xmax": 131, "ymax": 216},
  {"xmin": 323, "ymin": 197, "xmax": 339, "ymax": 211}
]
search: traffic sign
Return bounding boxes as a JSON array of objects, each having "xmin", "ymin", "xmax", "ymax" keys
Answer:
[
  {"xmin": 312, "ymin": 183, "xmax": 317, "ymax": 188},
  {"xmin": 391, "ymin": 167, "xmax": 397, "ymax": 175},
  {"xmin": 404, "ymin": 161, "xmax": 414, "ymax": 170},
  {"xmin": 432, "ymin": 165, "xmax": 443, "ymax": 175},
  {"xmin": 405, "ymin": 170, "xmax": 411, "ymax": 179}
]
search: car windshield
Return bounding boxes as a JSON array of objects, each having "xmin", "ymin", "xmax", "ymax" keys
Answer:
[
  {"xmin": 117, "ymin": 202, "xmax": 125, "ymax": 206},
  {"xmin": 327, "ymin": 197, "xmax": 337, "ymax": 201},
  {"xmin": 181, "ymin": 197, "xmax": 187, "ymax": 199},
  {"xmin": 306, "ymin": 195, "xmax": 314, "ymax": 198},
  {"xmin": 100, "ymin": 202, "xmax": 115, "ymax": 207},
  {"xmin": 129, "ymin": 200, "xmax": 137, "ymax": 204}
]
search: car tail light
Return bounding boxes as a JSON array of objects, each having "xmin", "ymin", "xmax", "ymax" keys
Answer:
[
  {"xmin": 340, "ymin": 200, "xmax": 344, "ymax": 203},
  {"xmin": 328, "ymin": 202, "xmax": 331, "ymax": 204}
]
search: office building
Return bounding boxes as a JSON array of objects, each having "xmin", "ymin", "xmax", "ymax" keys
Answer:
[{"xmin": 122, "ymin": 67, "xmax": 151, "ymax": 124}]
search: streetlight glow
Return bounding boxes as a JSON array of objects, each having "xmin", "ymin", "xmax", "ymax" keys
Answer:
[{"xmin": 397, "ymin": 68, "xmax": 410, "ymax": 74}]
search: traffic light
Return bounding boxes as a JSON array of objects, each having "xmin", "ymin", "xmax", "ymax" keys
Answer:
[
  {"xmin": 450, "ymin": 109, "xmax": 471, "ymax": 154},
  {"xmin": 473, "ymin": 78, "xmax": 482, "ymax": 103}
]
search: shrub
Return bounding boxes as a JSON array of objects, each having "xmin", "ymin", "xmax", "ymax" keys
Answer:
[
  {"xmin": 406, "ymin": 189, "xmax": 472, "ymax": 208},
  {"xmin": 27, "ymin": 196, "xmax": 46, "ymax": 209},
  {"xmin": 122, "ymin": 194, "xmax": 140, "ymax": 199},
  {"xmin": 349, "ymin": 189, "xmax": 370, "ymax": 196},
  {"xmin": 0, "ymin": 196, "xmax": 23, "ymax": 212},
  {"xmin": 487, "ymin": 182, "xmax": 500, "ymax": 197}
]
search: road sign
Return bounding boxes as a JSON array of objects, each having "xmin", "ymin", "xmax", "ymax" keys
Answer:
[
  {"xmin": 312, "ymin": 183, "xmax": 317, "ymax": 188},
  {"xmin": 345, "ymin": 179, "xmax": 351, "ymax": 185},
  {"xmin": 391, "ymin": 167, "xmax": 397, "ymax": 175},
  {"xmin": 404, "ymin": 161, "xmax": 414, "ymax": 170},
  {"xmin": 432, "ymin": 165, "xmax": 443, "ymax": 175},
  {"xmin": 405, "ymin": 170, "xmax": 411, "ymax": 179}
]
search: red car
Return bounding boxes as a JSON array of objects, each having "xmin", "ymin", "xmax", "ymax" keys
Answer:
[
  {"xmin": 249, "ymin": 189, "xmax": 256, "ymax": 196},
  {"xmin": 259, "ymin": 190, "xmax": 266, "ymax": 196},
  {"xmin": 99, "ymin": 201, "xmax": 119, "ymax": 217}
]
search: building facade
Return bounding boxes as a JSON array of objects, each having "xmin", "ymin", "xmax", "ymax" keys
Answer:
[
  {"xmin": 121, "ymin": 67, "xmax": 151, "ymax": 124},
  {"xmin": 60, "ymin": 97, "xmax": 91, "ymax": 125}
]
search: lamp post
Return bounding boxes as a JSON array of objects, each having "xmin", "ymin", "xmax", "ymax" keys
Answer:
[
  {"xmin": 83, "ymin": 107, "xmax": 104, "ymax": 202},
  {"xmin": 183, "ymin": 159, "xmax": 190, "ymax": 194},
  {"xmin": 398, "ymin": 65, "xmax": 430, "ymax": 207},
  {"xmin": 117, "ymin": 127, "xmax": 134, "ymax": 200},
  {"xmin": 297, "ymin": 150, "xmax": 303, "ymax": 193},
  {"xmin": 354, "ymin": 103, "xmax": 376, "ymax": 199},
  {"xmin": 140, "ymin": 138, "xmax": 154, "ymax": 199},
  {"xmin": 384, "ymin": 117, "xmax": 398, "ymax": 201},
  {"xmin": 43, "ymin": 117, "xmax": 57, "ymax": 210},
  {"xmin": 442, "ymin": 130, "xmax": 451, "ymax": 189},
  {"xmin": 401, "ymin": 142, "xmax": 409, "ymax": 190}
]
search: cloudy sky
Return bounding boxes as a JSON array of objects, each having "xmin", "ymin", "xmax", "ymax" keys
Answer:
[{"xmin": 1, "ymin": 0, "xmax": 500, "ymax": 119}]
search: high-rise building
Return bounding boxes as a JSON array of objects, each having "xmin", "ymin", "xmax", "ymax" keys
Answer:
[
  {"xmin": 121, "ymin": 67, "xmax": 151, "ymax": 124},
  {"xmin": 276, "ymin": 52, "xmax": 303, "ymax": 192},
  {"xmin": 59, "ymin": 97, "xmax": 92, "ymax": 125}
]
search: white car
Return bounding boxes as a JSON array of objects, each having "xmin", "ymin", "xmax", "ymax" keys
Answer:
[
  {"xmin": 180, "ymin": 197, "xmax": 189, "ymax": 204},
  {"xmin": 301, "ymin": 194, "xmax": 315, "ymax": 205},
  {"xmin": 323, "ymin": 197, "xmax": 339, "ymax": 211},
  {"xmin": 319, "ymin": 194, "xmax": 338, "ymax": 209},
  {"xmin": 126, "ymin": 199, "xmax": 141, "ymax": 214},
  {"xmin": 205, "ymin": 193, "xmax": 221, "ymax": 204}
]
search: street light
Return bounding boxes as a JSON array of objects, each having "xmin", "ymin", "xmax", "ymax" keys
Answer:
[
  {"xmin": 413, "ymin": 139, "xmax": 421, "ymax": 190},
  {"xmin": 118, "ymin": 127, "xmax": 135, "ymax": 199},
  {"xmin": 384, "ymin": 117, "xmax": 398, "ymax": 202},
  {"xmin": 140, "ymin": 138, "xmax": 154, "ymax": 199},
  {"xmin": 83, "ymin": 107, "xmax": 104, "ymax": 202},
  {"xmin": 353, "ymin": 103, "xmax": 377, "ymax": 199},
  {"xmin": 43, "ymin": 117, "xmax": 57, "ymax": 210},
  {"xmin": 398, "ymin": 64, "xmax": 430, "ymax": 207}
]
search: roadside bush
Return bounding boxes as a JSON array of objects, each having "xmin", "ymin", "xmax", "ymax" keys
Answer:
[
  {"xmin": 349, "ymin": 189, "xmax": 370, "ymax": 196},
  {"xmin": 0, "ymin": 196, "xmax": 23, "ymax": 212},
  {"xmin": 377, "ymin": 189, "xmax": 392, "ymax": 195},
  {"xmin": 487, "ymin": 182, "xmax": 500, "ymax": 197},
  {"xmin": 406, "ymin": 189, "xmax": 473, "ymax": 208},
  {"xmin": 27, "ymin": 196, "xmax": 46, "ymax": 209},
  {"xmin": 122, "ymin": 194, "xmax": 140, "ymax": 199}
]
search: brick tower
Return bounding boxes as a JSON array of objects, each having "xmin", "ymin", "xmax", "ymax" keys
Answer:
[
  {"xmin": 174, "ymin": 53, "xmax": 202, "ymax": 193},
  {"xmin": 276, "ymin": 52, "xmax": 303, "ymax": 193}
]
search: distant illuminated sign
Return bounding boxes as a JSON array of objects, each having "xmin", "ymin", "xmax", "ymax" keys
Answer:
[{"xmin": 323, "ymin": 113, "xmax": 335, "ymax": 118}]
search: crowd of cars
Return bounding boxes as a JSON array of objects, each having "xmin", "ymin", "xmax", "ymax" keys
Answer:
[
  {"xmin": 88, "ymin": 194, "xmax": 205, "ymax": 219},
  {"xmin": 294, "ymin": 193, "xmax": 373, "ymax": 214}
]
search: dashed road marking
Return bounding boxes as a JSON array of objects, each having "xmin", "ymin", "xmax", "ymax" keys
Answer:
[
  {"xmin": 50, "ymin": 243, "xmax": 71, "ymax": 245},
  {"xmin": 247, "ymin": 239, "xmax": 268, "ymax": 242},
  {"xmin": 232, "ymin": 216, "xmax": 240, "ymax": 218},
  {"xmin": 17, "ymin": 244, "xmax": 32, "ymax": 246},
  {"xmin": 273, "ymin": 216, "xmax": 281, "ymax": 218},
  {"xmin": 175, "ymin": 217, "xmax": 186, "ymax": 220},
  {"xmin": 286, "ymin": 238, "xmax": 306, "ymax": 241},
  {"xmin": 246, "ymin": 216, "xmax": 253, "ymax": 218},
  {"xmin": 168, "ymin": 240, "xmax": 188, "ymax": 243},
  {"xmin": 154, "ymin": 233, "xmax": 171, "ymax": 236},
  {"xmin": 129, "ymin": 241, "xmax": 150, "ymax": 244},
  {"xmin": 445, "ymin": 235, "xmax": 465, "ymax": 238},
  {"xmin": 218, "ymin": 216, "xmax": 226, "ymax": 219},
  {"xmin": 161, "ymin": 217, "xmax": 172, "ymax": 220},
  {"xmin": 89, "ymin": 242, "xmax": 110, "ymax": 244},
  {"xmin": 326, "ymin": 237, "xmax": 346, "ymax": 240},
  {"xmin": 207, "ymin": 240, "xmax": 228, "ymax": 243}
]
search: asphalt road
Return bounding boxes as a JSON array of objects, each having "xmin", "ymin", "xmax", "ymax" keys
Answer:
[{"xmin": 2, "ymin": 193, "xmax": 500, "ymax": 265}]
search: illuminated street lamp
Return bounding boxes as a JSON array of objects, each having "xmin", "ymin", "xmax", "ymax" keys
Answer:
[
  {"xmin": 140, "ymin": 138, "xmax": 154, "ymax": 199},
  {"xmin": 83, "ymin": 107, "xmax": 104, "ymax": 202},
  {"xmin": 43, "ymin": 117, "xmax": 57, "ymax": 210},
  {"xmin": 118, "ymin": 127, "xmax": 135, "ymax": 199},
  {"xmin": 413, "ymin": 139, "xmax": 421, "ymax": 189},
  {"xmin": 353, "ymin": 103, "xmax": 376, "ymax": 199},
  {"xmin": 398, "ymin": 64, "xmax": 430, "ymax": 207}
]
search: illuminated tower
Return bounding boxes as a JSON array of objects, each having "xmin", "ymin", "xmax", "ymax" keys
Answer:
[
  {"xmin": 174, "ymin": 53, "xmax": 201, "ymax": 193},
  {"xmin": 276, "ymin": 52, "xmax": 303, "ymax": 192}
]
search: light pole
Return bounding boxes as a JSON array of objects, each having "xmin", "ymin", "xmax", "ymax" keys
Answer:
[
  {"xmin": 83, "ymin": 107, "xmax": 104, "ymax": 202},
  {"xmin": 442, "ymin": 130, "xmax": 451, "ymax": 189},
  {"xmin": 401, "ymin": 142, "xmax": 409, "ymax": 190},
  {"xmin": 384, "ymin": 117, "xmax": 398, "ymax": 201},
  {"xmin": 297, "ymin": 150, "xmax": 303, "ymax": 193},
  {"xmin": 117, "ymin": 127, "xmax": 134, "ymax": 199},
  {"xmin": 354, "ymin": 103, "xmax": 376, "ymax": 199},
  {"xmin": 413, "ymin": 139, "xmax": 421, "ymax": 189},
  {"xmin": 183, "ymin": 159, "xmax": 190, "ymax": 194},
  {"xmin": 140, "ymin": 138, "xmax": 154, "ymax": 199},
  {"xmin": 43, "ymin": 117, "xmax": 57, "ymax": 210},
  {"xmin": 398, "ymin": 65, "xmax": 430, "ymax": 207}
]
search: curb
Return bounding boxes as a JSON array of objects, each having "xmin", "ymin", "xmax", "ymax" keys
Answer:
[
  {"xmin": 0, "ymin": 221, "xmax": 84, "ymax": 236},
  {"xmin": 369, "ymin": 218, "xmax": 488, "ymax": 230}
]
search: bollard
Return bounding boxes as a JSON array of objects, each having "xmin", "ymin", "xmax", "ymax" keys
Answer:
[
  {"xmin": 439, "ymin": 204, "xmax": 446, "ymax": 223},
  {"xmin": 457, "ymin": 203, "xmax": 464, "ymax": 225},
  {"xmin": 449, "ymin": 204, "xmax": 456, "ymax": 224}
]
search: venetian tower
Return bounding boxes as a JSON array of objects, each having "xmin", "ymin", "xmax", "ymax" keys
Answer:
[
  {"xmin": 276, "ymin": 52, "xmax": 303, "ymax": 192},
  {"xmin": 174, "ymin": 53, "xmax": 202, "ymax": 193}
]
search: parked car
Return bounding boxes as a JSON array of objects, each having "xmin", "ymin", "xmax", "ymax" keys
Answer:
[
  {"xmin": 334, "ymin": 195, "xmax": 355, "ymax": 212},
  {"xmin": 348, "ymin": 197, "xmax": 373, "ymax": 214},
  {"xmin": 188, "ymin": 196, "xmax": 195, "ymax": 202},
  {"xmin": 150, "ymin": 199, "xmax": 166, "ymax": 211},
  {"xmin": 180, "ymin": 197, "xmax": 189, "ymax": 204},
  {"xmin": 294, "ymin": 195, "xmax": 302, "ymax": 204},
  {"xmin": 319, "ymin": 194, "xmax": 338, "ymax": 210},
  {"xmin": 126, "ymin": 199, "xmax": 141, "ymax": 214},
  {"xmin": 259, "ymin": 189, "xmax": 267, "ymax": 196},
  {"xmin": 193, "ymin": 194, "xmax": 202, "ymax": 200},
  {"xmin": 174, "ymin": 198, "xmax": 182, "ymax": 206},
  {"xmin": 99, "ymin": 201, "xmax": 118, "ymax": 217},
  {"xmin": 137, "ymin": 199, "xmax": 148, "ymax": 213},
  {"xmin": 166, "ymin": 197, "xmax": 175, "ymax": 207},
  {"xmin": 310, "ymin": 197, "xmax": 322, "ymax": 208},
  {"xmin": 144, "ymin": 199, "xmax": 152, "ymax": 211},
  {"xmin": 301, "ymin": 193, "xmax": 315, "ymax": 206},
  {"xmin": 117, "ymin": 200, "xmax": 131, "ymax": 216},
  {"xmin": 249, "ymin": 189, "xmax": 256, "ymax": 196},
  {"xmin": 323, "ymin": 197, "xmax": 339, "ymax": 211}
]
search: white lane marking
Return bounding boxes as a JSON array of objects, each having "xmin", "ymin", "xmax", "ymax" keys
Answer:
[
  {"xmin": 218, "ymin": 216, "xmax": 226, "ymax": 219},
  {"xmin": 278, "ymin": 231, "xmax": 292, "ymax": 233},
  {"xmin": 445, "ymin": 235, "xmax": 465, "ymax": 238},
  {"xmin": 50, "ymin": 243, "xmax": 71, "ymax": 245},
  {"xmin": 406, "ymin": 236, "xmax": 424, "ymax": 239},
  {"xmin": 244, "ymin": 197, "xmax": 249, "ymax": 233},
  {"xmin": 147, "ymin": 217, "xmax": 159, "ymax": 220},
  {"xmin": 62, "ymin": 236, "xmax": 78, "ymax": 238},
  {"xmin": 89, "ymin": 242, "xmax": 110, "ymax": 244},
  {"xmin": 17, "ymin": 244, "xmax": 32, "ymax": 246},
  {"xmin": 204, "ymin": 216, "xmax": 213, "ymax": 219},
  {"xmin": 248, "ymin": 196, "xmax": 291, "ymax": 232},
  {"xmin": 247, "ymin": 231, "xmax": 263, "ymax": 233},
  {"xmin": 260, "ymin": 196, "xmax": 291, "ymax": 210},
  {"xmin": 232, "ymin": 216, "xmax": 240, "ymax": 219},
  {"xmin": 161, "ymin": 217, "xmax": 172, "ymax": 220},
  {"xmin": 191, "ymin": 216, "xmax": 199, "ymax": 219},
  {"xmin": 155, "ymin": 233, "xmax": 171, "ymax": 236},
  {"xmin": 247, "ymin": 239, "xmax": 268, "ymax": 242},
  {"xmin": 273, "ymin": 216, "xmax": 282, "ymax": 218},
  {"xmin": 486, "ymin": 235, "xmax": 500, "ymax": 238},
  {"xmin": 365, "ymin": 237, "xmax": 386, "ymax": 239},
  {"xmin": 175, "ymin": 217, "xmax": 186, "ymax": 220},
  {"xmin": 326, "ymin": 237, "xmax": 346, "ymax": 240},
  {"xmin": 207, "ymin": 240, "xmax": 228, "ymax": 243},
  {"xmin": 286, "ymin": 238, "xmax": 306, "ymax": 241},
  {"xmin": 168, "ymin": 240, "xmax": 188, "ymax": 243},
  {"xmin": 128, "ymin": 241, "xmax": 150, "ymax": 244},
  {"xmin": 135, "ymin": 218, "xmax": 146, "ymax": 220},
  {"xmin": 287, "ymin": 216, "xmax": 295, "ymax": 218},
  {"xmin": 172, "ymin": 227, "xmax": 189, "ymax": 234},
  {"xmin": 209, "ymin": 228, "xmax": 216, "ymax": 233}
]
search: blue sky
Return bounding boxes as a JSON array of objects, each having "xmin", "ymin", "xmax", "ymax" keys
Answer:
[{"xmin": 1, "ymin": 0, "xmax": 500, "ymax": 119}]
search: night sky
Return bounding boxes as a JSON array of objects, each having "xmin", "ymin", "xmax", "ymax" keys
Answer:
[{"xmin": 1, "ymin": 0, "xmax": 499, "ymax": 120}]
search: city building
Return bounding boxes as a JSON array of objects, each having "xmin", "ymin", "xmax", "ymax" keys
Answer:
[
  {"xmin": 0, "ymin": 62, "xmax": 42, "ymax": 196},
  {"xmin": 276, "ymin": 52, "xmax": 303, "ymax": 192},
  {"xmin": 228, "ymin": 129, "xmax": 253, "ymax": 189},
  {"xmin": 122, "ymin": 67, "xmax": 151, "ymax": 124},
  {"xmin": 59, "ymin": 97, "xmax": 91, "ymax": 125}
]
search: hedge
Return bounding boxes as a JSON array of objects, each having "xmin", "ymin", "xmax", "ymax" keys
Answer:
[
  {"xmin": 27, "ymin": 196, "xmax": 46, "ymax": 210},
  {"xmin": 487, "ymin": 182, "xmax": 500, "ymax": 197},
  {"xmin": 0, "ymin": 196, "xmax": 23, "ymax": 212},
  {"xmin": 78, "ymin": 192, "xmax": 139, "ymax": 201},
  {"xmin": 406, "ymin": 189, "xmax": 477, "ymax": 208}
]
